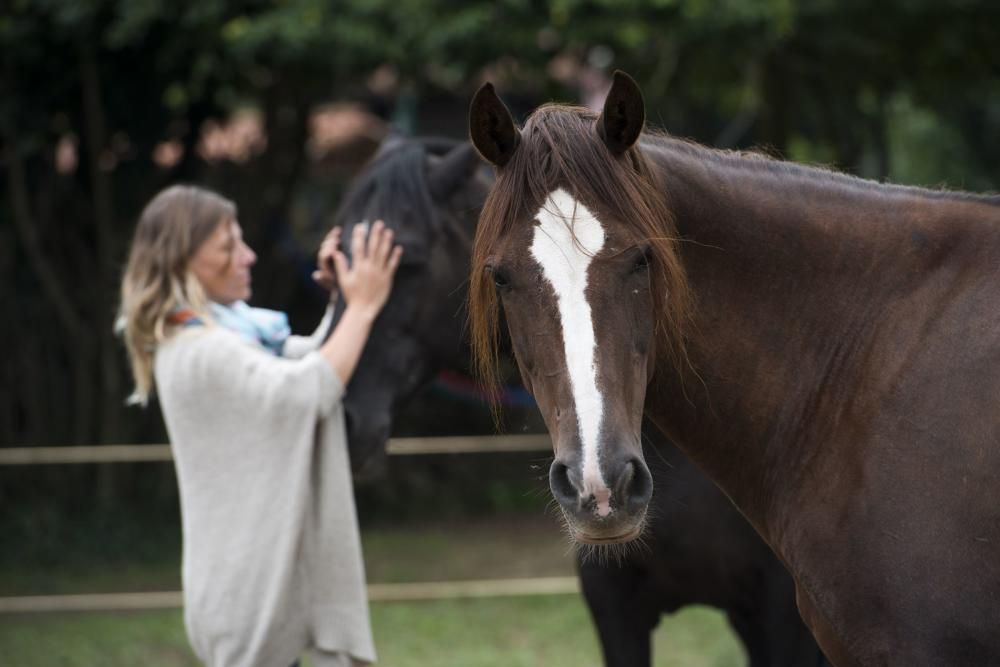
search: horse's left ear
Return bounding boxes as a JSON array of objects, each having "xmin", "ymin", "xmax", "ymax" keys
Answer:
[
  {"xmin": 428, "ymin": 143, "xmax": 483, "ymax": 201},
  {"xmin": 597, "ymin": 71, "xmax": 645, "ymax": 155}
]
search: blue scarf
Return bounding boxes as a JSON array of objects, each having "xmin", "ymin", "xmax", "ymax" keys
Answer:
[{"xmin": 171, "ymin": 301, "xmax": 290, "ymax": 356}]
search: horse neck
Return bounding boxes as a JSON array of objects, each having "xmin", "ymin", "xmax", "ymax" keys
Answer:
[{"xmin": 642, "ymin": 136, "xmax": 999, "ymax": 538}]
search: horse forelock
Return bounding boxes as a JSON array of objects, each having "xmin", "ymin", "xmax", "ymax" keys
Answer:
[{"xmin": 469, "ymin": 105, "xmax": 694, "ymax": 408}]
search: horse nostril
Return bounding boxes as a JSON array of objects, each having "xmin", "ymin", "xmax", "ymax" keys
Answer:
[
  {"xmin": 620, "ymin": 458, "xmax": 653, "ymax": 513},
  {"xmin": 549, "ymin": 462, "xmax": 578, "ymax": 506}
]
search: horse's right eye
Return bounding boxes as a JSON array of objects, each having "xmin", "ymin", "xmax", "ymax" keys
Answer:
[
  {"xmin": 487, "ymin": 266, "xmax": 510, "ymax": 289},
  {"xmin": 631, "ymin": 243, "xmax": 652, "ymax": 273}
]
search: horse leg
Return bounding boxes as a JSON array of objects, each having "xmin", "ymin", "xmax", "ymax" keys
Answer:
[
  {"xmin": 726, "ymin": 572, "xmax": 833, "ymax": 667},
  {"xmin": 578, "ymin": 555, "xmax": 658, "ymax": 667},
  {"xmin": 724, "ymin": 609, "xmax": 773, "ymax": 667}
]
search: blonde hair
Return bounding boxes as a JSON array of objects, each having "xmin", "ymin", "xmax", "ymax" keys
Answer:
[{"xmin": 118, "ymin": 185, "xmax": 236, "ymax": 405}]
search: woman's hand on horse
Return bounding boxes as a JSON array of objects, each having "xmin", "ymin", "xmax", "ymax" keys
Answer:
[
  {"xmin": 312, "ymin": 226, "xmax": 341, "ymax": 299},
  {"xmin": 332, "ymin": 220, "xmax": 403, "ymax": 319}
]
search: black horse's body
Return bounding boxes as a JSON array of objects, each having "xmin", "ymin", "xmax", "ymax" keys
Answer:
[
  {"xmin": 332, "ymin": 137, "xmax": 827, "ymax": 666},
  {"xmin": 583, "ymin": 438, "xmax": 826, "ymax": 666}
]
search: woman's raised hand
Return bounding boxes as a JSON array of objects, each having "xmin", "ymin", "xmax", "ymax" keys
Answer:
[{"xmin": 331, "ymin": 220, "xmax": 403, "ymax": 318}]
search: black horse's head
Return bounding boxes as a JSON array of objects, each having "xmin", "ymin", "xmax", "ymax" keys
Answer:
[{"xmin": 331, "ymin": 136, "xmax": 491, "ymax": 478}]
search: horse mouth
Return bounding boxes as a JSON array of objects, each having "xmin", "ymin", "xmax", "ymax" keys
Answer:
[{"xmin": 573, "ymin": 524, "xmax": 644, "ymax": 545}]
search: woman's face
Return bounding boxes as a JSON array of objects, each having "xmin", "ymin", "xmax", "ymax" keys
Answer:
[{"xmin": 189, "ymin": 218, "xmax": 257, "ymax": 305}]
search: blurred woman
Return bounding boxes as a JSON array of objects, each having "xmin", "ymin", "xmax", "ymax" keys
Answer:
[{"xmin": 118, "ymin": 185, "xmax": 400, "ymax": 667}]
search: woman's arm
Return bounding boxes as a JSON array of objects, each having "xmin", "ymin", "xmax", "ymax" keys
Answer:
[
  {"xmin": 318, "ymin": 220, "xmax": 401, "ymax": 385},
  {"xmin": 281, "ymin": 303, "xmax": 334, "ymax": 359}
]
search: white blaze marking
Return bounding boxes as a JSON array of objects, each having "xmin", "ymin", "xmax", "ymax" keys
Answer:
[{"xmin": 530, "ymin": 188, "xmax": 611, "ymax": 517}]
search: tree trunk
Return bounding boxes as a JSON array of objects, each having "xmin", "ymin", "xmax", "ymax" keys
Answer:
[
  {"xmin": 2, "ymin": 67, "xmax": 85, "ymax": 341},
  {"xmin": 78, "ymin": 37, "xmax": 123, "ymax": 444},
  {"xmin": 79, "ymin": 37, "xmax": 122, "ymax": 509}
]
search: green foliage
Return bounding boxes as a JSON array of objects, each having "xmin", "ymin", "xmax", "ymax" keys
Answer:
[
  {"xmin": 887, "ymin": 93, "xmax": 995, "ymax": 192},
  {"xmin": 5, "ymin": 0, "xmax": 999, "ymax": 207},
  {"xmin": 2, "ymin": 0, "xmax": 999, "ymax": 520}
]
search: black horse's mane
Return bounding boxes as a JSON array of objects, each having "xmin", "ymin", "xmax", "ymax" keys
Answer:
[{"xmin": 334, "ymin": 137, "xmax": 462, "ymax": 260}]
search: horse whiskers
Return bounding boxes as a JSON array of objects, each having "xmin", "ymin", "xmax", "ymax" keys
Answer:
[
  {"xmin": 551, "ymin": 503, "xmax": 653, "ymax": 566},
  {"xmin": 575, "ymin": 531, "xmax": 653, "ymax": 568},
  {"xmin": 544, "ymin": 496, "xmax": 563, "ymax": 520},
  {"xmin": 556, "ymin": 514, "xmax": 580, "ymax": 559},
  {"xmin": 525, "ymin": 481, "xmax": 552, "ymax": 500}
]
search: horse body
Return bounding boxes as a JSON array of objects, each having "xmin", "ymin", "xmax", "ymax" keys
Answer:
[
  {"xmin": 334, "ymin": 136, "xmax": 827, "ymax": 665},
  {"xmin": 645, "ymin": 140, "xmax": 1000, "ymax": 664},
  {"xmin": 468, "ymin": 73, "xmax": 1000, "ymax": 665}
]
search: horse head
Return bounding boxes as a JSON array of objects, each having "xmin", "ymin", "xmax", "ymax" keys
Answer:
[
  {"xmin": 468, "ymin": 73, "xmax": 691, "ymax": 543},
  {"xmin": 332, "ymin": 137, "xmax": 491, "ymax": 478}
]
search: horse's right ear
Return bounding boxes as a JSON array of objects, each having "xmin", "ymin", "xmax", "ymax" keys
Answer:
[{"xmin": 469, "ymin": 82, "xmax": 521, "ymax": 168}]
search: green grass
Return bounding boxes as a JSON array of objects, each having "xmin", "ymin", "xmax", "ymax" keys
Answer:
[
  {"xmin": 0, "ymin": 598, "xmax": 746, "ymax": 667},
  {"xmin": 0, "ymin": 515, "xmax": 576, "ymax": 596},
  {"xmin": 362, "ymin": 515, "xmax": 576, "ymax": 583},
  {"xmin": 370, "ymin": 596, "xmax": 746, "ymax": 667},
  {"xmin": 0, "ymin": 515, "xmax": 747, "ymax": 665},
  {"xmin": 0, "ymin": 609, "xmax": 194, "ymax": 667}
]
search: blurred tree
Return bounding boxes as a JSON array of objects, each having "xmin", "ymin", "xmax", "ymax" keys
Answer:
[{"xmin": 0, "ymin": 0, "xmax": 998, "ymax": 518}]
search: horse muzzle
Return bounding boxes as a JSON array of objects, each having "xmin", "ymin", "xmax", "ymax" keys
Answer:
[{"xmin": 549, "ymin": 452, "xmax": 653, "ymax": 544}]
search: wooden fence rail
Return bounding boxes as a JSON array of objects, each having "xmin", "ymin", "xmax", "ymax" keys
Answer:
[
  {"xmin": 0, "ymin": 577, "xmax": 581, "ymax": 613},
  {"xmin": 0, "ymin": 433, "xmax": 561, "ymax": 614},
  {"xmin": 0, "ymin": 434, "xmax": 551, "ymax": 466}
]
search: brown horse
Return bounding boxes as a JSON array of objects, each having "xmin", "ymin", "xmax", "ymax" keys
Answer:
[
  {"xmin": 468, "ymin": 72, "xmax": 1000, "ymax": 666},
  {"xmin": 333, "ymin": 134, "xmax": 827, "ymax": 666}
]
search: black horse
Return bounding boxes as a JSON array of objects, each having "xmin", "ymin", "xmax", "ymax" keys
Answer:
[
  {"xmin": 330, "ymin": 136, "xmax": 828, "ymax": 667},
  {"xmin": 330, "ymin": 135, "xmax": 492, "ymax": 478}
]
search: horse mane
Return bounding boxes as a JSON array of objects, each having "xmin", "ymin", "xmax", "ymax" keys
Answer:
[
  {"xmin": 469, "ymin": 103, "xmax": 694, "ymax": 402},
  {"xmin": 643, "ymin": 132, "xmax": 1000, "ymax": 207},
  {"xmin": 334, "ymin": 137, "xmax": 462, "ymax": 261}
]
